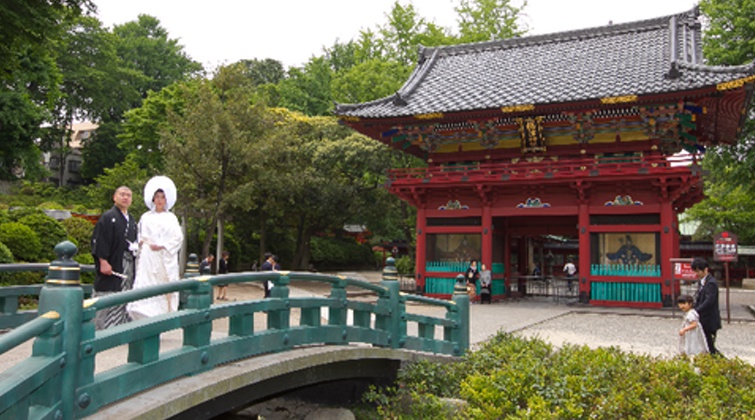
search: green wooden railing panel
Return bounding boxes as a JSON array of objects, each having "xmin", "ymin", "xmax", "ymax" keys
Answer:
[{"xmin": 590, "ymin": 281, "xmax": 661, "ymax": 303}]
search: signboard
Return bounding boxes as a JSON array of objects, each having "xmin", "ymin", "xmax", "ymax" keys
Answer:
[
  {"xmin": 713, "ymin": 231, "xmax": 738, "ymax": 262},
  {"xmin": 673, "ymin": 261, "xmax": 697, "ymax": 281}
]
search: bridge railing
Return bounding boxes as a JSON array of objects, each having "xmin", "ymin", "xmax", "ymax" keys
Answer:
[
  {"xmin": 0, "ymin": 264, "xmax": 94, "ymax": 329},
  {"xmin": 0, "ymin": 242, "xmax": 469, "ymax": 420}
]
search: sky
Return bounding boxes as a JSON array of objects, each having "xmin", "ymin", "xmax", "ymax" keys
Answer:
[{"xmin": 93, "ymin": 0, "xmax": 700, "ymax": 70}]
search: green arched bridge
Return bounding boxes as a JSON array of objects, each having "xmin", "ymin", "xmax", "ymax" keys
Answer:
[{"xmin": 0, "ymin": 242, "xmax": 469, "ymax": 419}]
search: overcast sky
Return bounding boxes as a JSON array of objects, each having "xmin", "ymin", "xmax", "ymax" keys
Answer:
[{"xmin": 93, "ymin": 0, "xmax": 699, "ymax": 69}]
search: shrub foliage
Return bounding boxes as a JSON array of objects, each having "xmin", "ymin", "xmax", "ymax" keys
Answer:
[
  {"xmin": 361, "ymin": 333, "xmax": 755, "ymax": 419},
  {"xmin": 0, "ymin": 222, "xmax": 42, "ymax": 262},
  {"xmin": 309, "ymin": 236, "xmax": 374, "ymax": 269}
]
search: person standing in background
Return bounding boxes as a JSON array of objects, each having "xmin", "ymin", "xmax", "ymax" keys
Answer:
[
  {"xmin": 676, "ymin": 294, "xmax": 708, "ymax": 357},
  {"xmin": 464, "ymin": 259, "xmax": 480, "ymax": 302},
  {"xmin": 691, "ymin": 257, "xmax": 722, "ymax": 355},
  {"xmin": 199, "ymin": 254, "xmax": 214, "ymax": 275},
  {"xmin": 260, "ymin": 252, "xmax": 274, "ymax": 297},
  {"xmin": 563, "ymin": 258, "xmax": 577, "ymax": 291},
  {"xmin": 91, "ymin": 186, "xmax": 138, "ymax": 330},
  {"xmin": 216, "ymin": 250, "xmax": 230, "ymax": 301}
]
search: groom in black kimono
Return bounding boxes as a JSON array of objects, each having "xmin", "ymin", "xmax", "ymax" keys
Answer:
[{"xmin": 91, "ymin": 186, "xmax": 138, "ymax": 329}]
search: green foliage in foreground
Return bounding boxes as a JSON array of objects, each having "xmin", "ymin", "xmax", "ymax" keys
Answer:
[{"xmin": 359, "ymin": 333, "xmax": 755, "ymax": 419}]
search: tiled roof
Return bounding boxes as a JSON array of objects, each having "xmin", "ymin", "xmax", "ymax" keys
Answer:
[{"xmin": 335, "ymin": 8, "xmax": 755, "ymax": 118}]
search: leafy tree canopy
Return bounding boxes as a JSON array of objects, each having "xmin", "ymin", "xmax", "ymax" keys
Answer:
[{"xmin": 686, "ymin": 0, "xmax": 755, "ymax": 242}]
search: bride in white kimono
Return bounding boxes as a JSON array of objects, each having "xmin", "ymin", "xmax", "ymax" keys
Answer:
[{"xmin": 127, "ymin": 176, "xmax": 183, "ymax": 320}]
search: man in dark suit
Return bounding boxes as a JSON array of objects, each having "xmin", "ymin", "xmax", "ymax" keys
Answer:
[
  {"xmin": 260, "ymin": 252, "xmax": 274, "ymax": 298},
  {"xmin": 691, "ymin": 257, "xmax": 722, "ymax": 355}
]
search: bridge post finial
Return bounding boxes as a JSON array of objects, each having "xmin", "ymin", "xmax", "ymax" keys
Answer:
[
  {"xmin": 451, "ymin": 274, "xmax": 470, "ymax": 355},
  {"xmin": 382, "ymin": 257, "xmax": 398, "ymax": 282},
  {"xmin": 38, "ymin": 241, "xmax": 85, "ymax": 418}
]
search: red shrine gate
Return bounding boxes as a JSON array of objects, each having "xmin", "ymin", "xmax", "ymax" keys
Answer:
[{"xmin": 336, "ymin": 8, "xmax": 755, "ymax": 307}]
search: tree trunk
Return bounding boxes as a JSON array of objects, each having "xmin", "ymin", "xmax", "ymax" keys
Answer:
[
  {"xmin": 216, "ymin": 217, "xmax": 224, "ymax": 272},
  {"xmin": 201, "ymin": 215, "xmax": 216, "ymax": 260},
  {"xmin": 292, "ymin": 220, "xmax": 313, "ymax": 270}
]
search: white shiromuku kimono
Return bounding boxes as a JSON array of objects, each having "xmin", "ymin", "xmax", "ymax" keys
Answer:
[
  {"xmin": 127, "ymin": 210, "xmax": 183, "ymax": 319},
  {"xmin": 678, "ymin": 308, "xmax": 709, "ymax": 357}
]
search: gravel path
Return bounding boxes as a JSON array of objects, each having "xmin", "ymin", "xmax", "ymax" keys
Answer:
[{"xmin": 513, "ymin": 312, "xmax": 755, "ymax": 363}]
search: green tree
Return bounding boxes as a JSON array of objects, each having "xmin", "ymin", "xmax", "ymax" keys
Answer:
[
  {"xmin": 455, "ymin": 0, "xmax": 528, "ymax": 43},
  {"xmin": 277, "ymin": 57, "xmax": 334, "ymax": 116},
  {"xmin": 686, "ymin": 0, "xmax": 755, "ymax": 241},
  {"xmin": 42, "ymin": 16, "xmax": 142, "ymax": 186},
  {"xmin": 236, "ymin": 58, "xmax": 286, "ymax": 86},
  {"xmin": 0, "ymin": 0, "xmax": 94, "ymax": 180},
  {"xmin": 76, "ymin": 15, "xmax": 202, "ymax": 182},
  {"xmin": 378, "ymin": 1, "xmax": 452, "ymax": 66},
  {"xmin": 0, "ymin": 0, "xmax": 93, "ymax": 81},
  {"xmin": 112, "ymin": 14, "xmax": 203, "ymax": 101},
  {"xmin": 331, "ymin": 59, "xmax": 411, "ymax": 104},
  {"xmin": 86, "ymin": 157, "xmax": 148, "ymax": 212},
  {"xmin": 248, "ymin": 110, "xmax": 395, "ymax": 268},
  {"xmin": 161, "ymin": 66, "xmax": 269, "ymax": 257},
  {"xmin": 120, "ymin": 81, "xmax": 197, "ymax": 172},
  {"xmin": 0, "ymin": 43, "xmax": 60, "ymax": 180}
]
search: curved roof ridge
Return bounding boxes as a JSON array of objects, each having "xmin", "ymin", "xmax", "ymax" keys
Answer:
[
  {"xmin": 335, "ymin": 48, "xmax": 440, "ymax": 114},
  {"xmin": 334, "ymin": 95, "xmax": 393, "ymax": 114},
  {"xmin": 418, "ymin": 8, "xmax": 697, "ymax": 60},
  {"xmin": 675, "ymin": 59, "xmax": 755, "ymax": 75},
  {"xmin": 397, "ymin": 48, "xmax": 439, "ymax": 99}
]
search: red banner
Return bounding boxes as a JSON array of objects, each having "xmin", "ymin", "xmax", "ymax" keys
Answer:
[{"xmin": 673, "ymin": 262, "xmax": 697, "ymax": 281}]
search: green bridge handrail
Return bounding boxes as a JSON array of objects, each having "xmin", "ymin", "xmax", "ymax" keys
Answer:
[
  {"xmin": 0, "ymin": 242, "xmax": 469, "ymax": 420},
  {"xmin": 0, "ymin": 311, "xmax": 59, "ymax": 354},
  {"xmin": 1, "ymin": 264, "xmax": 95, "ymax": 330}
]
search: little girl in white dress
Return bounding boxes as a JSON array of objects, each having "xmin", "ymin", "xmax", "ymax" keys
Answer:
[{"xmin": 676, "ymin": 294, "xmax": 709, "ymax": 357}]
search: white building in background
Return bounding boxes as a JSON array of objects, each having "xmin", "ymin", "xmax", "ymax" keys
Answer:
[{"xmin": 43, "ymin": 122, "xmax": 97, "ymax": 186}]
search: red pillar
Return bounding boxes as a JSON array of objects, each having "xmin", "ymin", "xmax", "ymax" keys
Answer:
[
  {"xmin": 415, "ymin": 207, "xmax": 427, "ymax": 291},
  {"xmin": 578, "ymin": 203, "xmax": 590, "ymax": 303},
  {"xmin": 503, "ymin": 219, "xmax": 511, "ymax": 296},
  {"xmin": 482, "ymin": 204, "xmax": 492, "ymax": 269},
  {"xmin": 660, "ymin": 201, "xmax": 674, "ymax": 306}
]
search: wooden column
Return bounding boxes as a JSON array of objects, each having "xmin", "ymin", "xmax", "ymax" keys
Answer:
[
  {"xmin": 503, "ymin": 219, "xmax": 511, "ymax": 296},
  {"xmin": 415, "ymin": 207, "xmax": 427, "ymax": 291},
  {"xmin": 660, "ymin": 201, "xmax": 674, "ymax": 306},
  {"xmin": 481, "ymin": 204, "xmax": 492, "ymax": 269},
  {"xmin": 578, "ymin": 202, "xmax": 590, "ymax": 303}
]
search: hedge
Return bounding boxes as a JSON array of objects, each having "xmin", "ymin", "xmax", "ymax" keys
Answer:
[{"xmin": 360, "ymin": 332, "xmax": 755, "ymax": 419}]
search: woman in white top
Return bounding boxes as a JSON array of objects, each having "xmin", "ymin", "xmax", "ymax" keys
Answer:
[{"xmin": 127, "ymin": 176, "xmax": 184, "ymax": 320}]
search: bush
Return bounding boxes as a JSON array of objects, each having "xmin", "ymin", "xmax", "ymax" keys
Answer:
[
  {"xmin": 74, "ymin": 251, "xmax": 95, "ymax": 284},
  {"xmin": 62, "ymin": 216, "xmax": 95, "ymax": 256},
  {"xmin": 18, "ymin": 213, "xmax": 68, "ymax": 261},
  {"xmin": 395, "ymin": 255, "xmax": 414, "ymax": 276},
  {"xmin": 310, "ymin": 236, "xmax": 374, "ymax": 269},
  {"xmin": 7, "ymin": 206, "xmax": 47, "ymax": 222},
  {"xmin": 363, "ymin": 333, "xmax": 755, "ymax": 419},
  {"xmin": 0, "ymin": 222, "xmax": 42, "ymax": 262},
  {"xmin": 0, "ymin": 241, "xmax": 14, "ymax": 285},
  {"xmin": 37, "ymin": 201, "xmax": 64, "ymax": 210}
]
